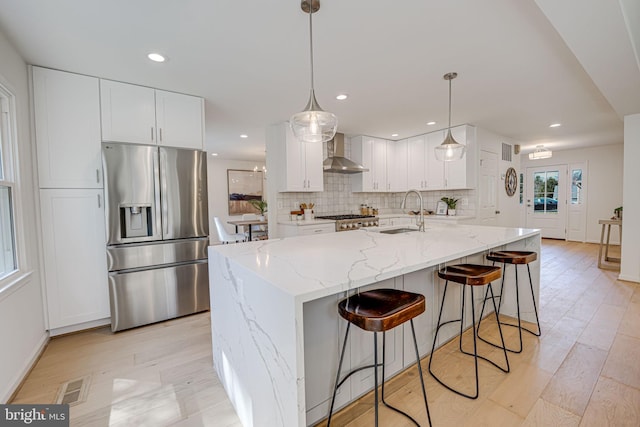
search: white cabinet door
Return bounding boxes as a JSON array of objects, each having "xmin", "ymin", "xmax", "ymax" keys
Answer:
[
  {"xmin": 155, "ymin": 90, "xmax": 204, "ymax": 149},
  {"xmin": 100, "ymin": 79, "xmax": 156, "ymax": 144},
  {"xmin": 277, "ymin": 124, "xmax": 324, "ymax": 192},
  {"xmin": 281, "ymin": 125, "xmax": 305, "ymax": 191},
  {"xmin": 351, "ymin": 136, "xmax": 374, "ymax": 192},
  {"xmin": 33, "ymin": 67, "xmax": 102, "ymax": 189},
  {"xmin": 351, "ymin": 136, "xmax": 388, "ymax": 192},
  {"xmin": 371, "ymin": 138, "xmax": 387, "ymax": 192},
  {"xmin": 387, "ymin": 139, "xmax": 408, "ymax": 192},
  {"xmin": 40, "ymin": 189, "xmax": 110, "ymax": 329},
  {"xmin": 407, "ymin": 136, "xmax": 426, "ymax": 190},
  {"xmin": 426, "ymin": 130, "xmax": 445, "ymax": 190},
  {"xmin": 304, "ymin": 140, "xmax": 324, "ymax": 191}
]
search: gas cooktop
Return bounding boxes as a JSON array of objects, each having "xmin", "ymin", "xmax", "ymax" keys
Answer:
[{"xmin": 315, "ymin": 214, "xmax": 376, "ymax": 220}]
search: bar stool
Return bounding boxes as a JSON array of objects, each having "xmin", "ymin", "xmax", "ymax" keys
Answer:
[
  {"xmin": 428, "ymin": 264, "xmax": 509, "ymax": 399},
  {"xmin": 327, "ymin": 288, "xmax": 432, "ymax": 427},
  {"xmin": 478, "ymin": 251, "xmax": 541, "ymax": 353}
]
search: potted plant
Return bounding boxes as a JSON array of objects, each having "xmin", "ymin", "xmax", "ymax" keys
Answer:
[
  {"xmin": 614, "ymin": 206, "xmax": 622, "ymax": 220},
  {"xmin": 249, "ymin": 199, "xmax": 268, "ymax": 220},
  {"xmin": 441, "ymin": 197, "xmax": 459, "ymax": 216}
]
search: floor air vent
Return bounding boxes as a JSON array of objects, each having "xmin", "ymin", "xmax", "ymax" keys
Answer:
[{"xmin": 55, "ymin": 375, "xmax": 90, "ymax": 406}]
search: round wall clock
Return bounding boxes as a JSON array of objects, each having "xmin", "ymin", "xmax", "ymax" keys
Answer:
[{"xmin": 505, "ymin": 167, "xmax": 518, "ymax": 197}]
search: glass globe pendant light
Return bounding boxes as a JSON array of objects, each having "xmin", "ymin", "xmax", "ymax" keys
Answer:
[
  {"xmin": 435, "ymin": 72, "xmax": 466, "ymax": 161},
  {"xmin": 290, "ymin": 0, "xmax": 337, "ymax": 143}
]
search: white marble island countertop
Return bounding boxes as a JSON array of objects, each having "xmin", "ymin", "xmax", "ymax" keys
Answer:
[{"xmin": 210, "ymin": 223, "xmax": 539, "ymax": 303}]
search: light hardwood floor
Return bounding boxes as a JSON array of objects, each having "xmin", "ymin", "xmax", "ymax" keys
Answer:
[{"xmin": 11, "ymin": 240, "xmax": 639, "ymax": 426}]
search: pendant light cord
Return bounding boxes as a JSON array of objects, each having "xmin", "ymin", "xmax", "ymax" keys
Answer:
[
  {"xmin": 448, "ymin": 77, "xmax": 452, "ymax": 131},
  {"xmin": 308, "ymin": 7, "xmax": 315, "ymax": 92}
]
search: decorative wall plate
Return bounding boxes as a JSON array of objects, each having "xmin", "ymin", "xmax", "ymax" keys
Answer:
[{"xmin": 505, "ymin": 167, "xmax": 517, "ymax": 197}]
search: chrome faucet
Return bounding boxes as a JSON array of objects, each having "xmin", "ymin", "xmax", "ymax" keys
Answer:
[{"xmin": 401, "ymin": 189, "xmax": 425, "ymax": 232}]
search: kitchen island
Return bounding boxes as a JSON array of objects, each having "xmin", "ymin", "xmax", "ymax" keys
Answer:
[{"xmin": 208, "ymin": 223, "xmax": 541, "ymax": 426}]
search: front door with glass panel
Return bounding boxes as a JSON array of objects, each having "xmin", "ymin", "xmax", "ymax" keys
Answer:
[{"xmin": 525, "ymin": 165, "xmax": 567, "ymax": 239}]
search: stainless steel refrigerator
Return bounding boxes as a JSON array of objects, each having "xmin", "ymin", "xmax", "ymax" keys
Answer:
[{"xmin": 102, "ymin": 143, "xmax": 209, "ymax": 332}]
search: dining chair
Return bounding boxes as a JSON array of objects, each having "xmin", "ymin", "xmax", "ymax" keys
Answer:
[{"xmin": 214, "ymin": 217, "xmax": 246, "ymax": 244}]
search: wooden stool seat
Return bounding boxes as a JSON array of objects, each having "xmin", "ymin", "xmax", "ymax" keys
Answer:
[
  {"xmin": 437, "ymin": 264, "xmax": 502, "ymax": 286},
  {"xmin": 478, "ymin": 251, "xmax": 541, "ymax": 354},
  {"xmin": 429, "ymin": 263, "xmax": 509, "ymax": 399},
  {"xmin": 328, "ymin": 288, "xmax": 432, "ymax": 426},
  {"xmin": 338, "ymin": 289, "xmax": 425, "ymax": 332},
  {"xmin": 487, "ymin": 251, "xmax": 537, "ymax": 265}
]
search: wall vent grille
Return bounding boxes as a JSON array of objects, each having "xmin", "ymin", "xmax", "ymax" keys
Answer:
[{"xmin": 502, "ymin": 143, "xmax": 512, "ymax": 162}]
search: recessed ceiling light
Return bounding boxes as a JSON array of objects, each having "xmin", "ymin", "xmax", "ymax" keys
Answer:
[
  {"xmin": 427, "ymin": 121, "xmax": 436, "ymax": 126},
  {"xmin": 147, "ymin": 53, "xmax": 166, "ymax": 62},
  {"xmin": 240, "ymin": 134, "xmax": 248, "ymax": 138},
  {"xmin": 336, "ymin": 94, "xmax": 348, "ymax": 100},
  {"xmin": 211, "ymin": 153, "xmax": 218, "ymax": 156},
  {"xmin": 391, "ymin": 133, "xmax": 399, "ymax": 137},
  {"xmin": 549, "ymin": 123, "xmax": 562, "ymax": 128}
]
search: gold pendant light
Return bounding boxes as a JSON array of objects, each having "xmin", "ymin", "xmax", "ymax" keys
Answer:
[
  {"xmin": 435, "ymin": 72, "xmax": 466, "ymax": 161},
  {"xmin": 290, "ymin": 0, "xmax": 338, "ymax": 143}
]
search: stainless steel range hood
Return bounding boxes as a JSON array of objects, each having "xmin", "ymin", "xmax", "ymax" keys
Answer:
[{"xmin": 323, "ymin": 133, "xmax": 368, "ymax": 174}]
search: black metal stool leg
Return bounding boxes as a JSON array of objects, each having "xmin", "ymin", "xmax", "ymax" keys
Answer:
[
  {"xmin": 479, "ymin": 262, "xmax": 542, "ymax": 353},
  {"xmin": 327, "ymin": 322, "xmax": 351, "ymax": 427},
  {"xmin": 374, "ymin": 332, "xmax": 379, "ymax": 427},
  {"xmin": 477, "ymin": 261, "xmax": 505, "ymax": 336},
  {"xmin": 411, "ymin": 319, "xmax": 432, "ymax": 426},
  {"xmin": 525, "ymin": 264, "xmax": 542, "ymax": 337}
]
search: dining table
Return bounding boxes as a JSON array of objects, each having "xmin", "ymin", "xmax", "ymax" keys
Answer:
[{"xmin": 227, "ymin": 218, "xmax": 268, "ymax": 241}]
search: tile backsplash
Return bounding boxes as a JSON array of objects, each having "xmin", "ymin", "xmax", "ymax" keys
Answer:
[
  {"xmin": 274, "ymin": 136, "xmax": 476, "ymax": 220},
  {"xmin": 276, "ymin": 171, "xmax": 476, "ymax": 220}
]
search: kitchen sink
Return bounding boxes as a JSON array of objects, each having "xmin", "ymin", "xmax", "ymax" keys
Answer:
[{"xmin": 379, "ymin": 228, "xmax": 420, "ymax": 234}]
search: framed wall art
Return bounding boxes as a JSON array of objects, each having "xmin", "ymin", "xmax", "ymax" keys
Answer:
[{"xmin": 227, "ymin": 169, "xmax": 264, "ymax": 215}]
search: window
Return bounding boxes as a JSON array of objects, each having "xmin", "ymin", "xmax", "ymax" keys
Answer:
[
  {"xmin": 0, "ymin": 85, "xmax": 17, "ymax": 279},
  {"xmin": 533, "ymin": 170, "xmax": 559, "ymax": 213},
  {"xmin": 571, "ymin": 169, "xmax": 583, "ymax": 204}
]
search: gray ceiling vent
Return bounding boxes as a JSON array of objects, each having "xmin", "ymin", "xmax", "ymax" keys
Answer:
[{"xmin": 502, "ymin": 143, "xmax": 513, "ymax": 162}]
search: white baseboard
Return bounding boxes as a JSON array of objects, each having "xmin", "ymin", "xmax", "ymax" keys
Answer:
[
  {"xmin": 618, "ymin": 273, "xmax": 640, "ymax": 284},
  {"xmin": 49, "ymin": 317, "xmax": 111, "ymax": 337},
  {"xmin": 1, "ymin": 331, "xmax": 49, "ymax": 403}
]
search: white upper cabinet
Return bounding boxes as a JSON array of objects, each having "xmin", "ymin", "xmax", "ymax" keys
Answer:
[
  {"xmin": 425, "ymin": 130, "xmax": 445, "ymax": 190},
  {"xmin": 387, "ymin": 139, "xmax": 408, "ymax": 192},
  {"xmin": 33, "ymin": 67, "xmax": 102, "ymax": 188},
  {"xmin": 407, "ymin": 135, "xmax": 426, "ymax": 190},
  {"xmin": 155, "ymin": 90, "xmax": 204, "ymax": 149},
  {"xmin": 405, "ymin": 125, "xmax": 477, "ymax": 191},
  {"xmin": 351, "ymin": 136, "xmax": 387, "ymax": 192},
  {"xmin": 100, "ymin": 79, "xmax": 156, "ymax": 144},
  {"xmin": 100, "ymin": 80, "xmax": 204, "ymax": 150},
  {"xmin": 269, "ymin": 123, "xmax": 323, "ymax": 192}
]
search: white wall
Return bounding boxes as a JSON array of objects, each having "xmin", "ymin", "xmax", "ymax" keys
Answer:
[
  {"xmin": 0, "ymin": 28, "xmax": 47, "ymax": 402},
  {"xmin": 207, "ymin": 157, "xmax": 265, "ymax": 244},
  {"xmin": 620, "ymin": 114, "xmax": 640, "ymax": 283},
  {"xmin": 521, "ymin": 144, "xmax": 624, "ymax": 244},
  {"xmin": 476, "ymin": 127, "xmax": 523, "ymax": 227}
]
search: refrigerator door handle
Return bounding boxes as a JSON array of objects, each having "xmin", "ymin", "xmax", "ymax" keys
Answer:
[{"xmin": 159, "ymin": 148, "xmax": 170, "ymax": 238}]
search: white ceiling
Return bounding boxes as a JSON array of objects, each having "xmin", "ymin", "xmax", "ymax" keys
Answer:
[{"xmin": 0, "ymin": 0, "xmax": 638, "ymax": 161}]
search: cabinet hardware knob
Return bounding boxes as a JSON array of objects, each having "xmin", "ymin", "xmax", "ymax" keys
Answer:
[{"xmin": 151, "ymin": 127, "xmax": 154, "ymax": 141}]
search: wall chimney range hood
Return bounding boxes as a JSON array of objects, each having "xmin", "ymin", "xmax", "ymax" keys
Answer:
[{"xmin": 323, "ymin": 133, "xmax": 368, "ymax": 174}]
